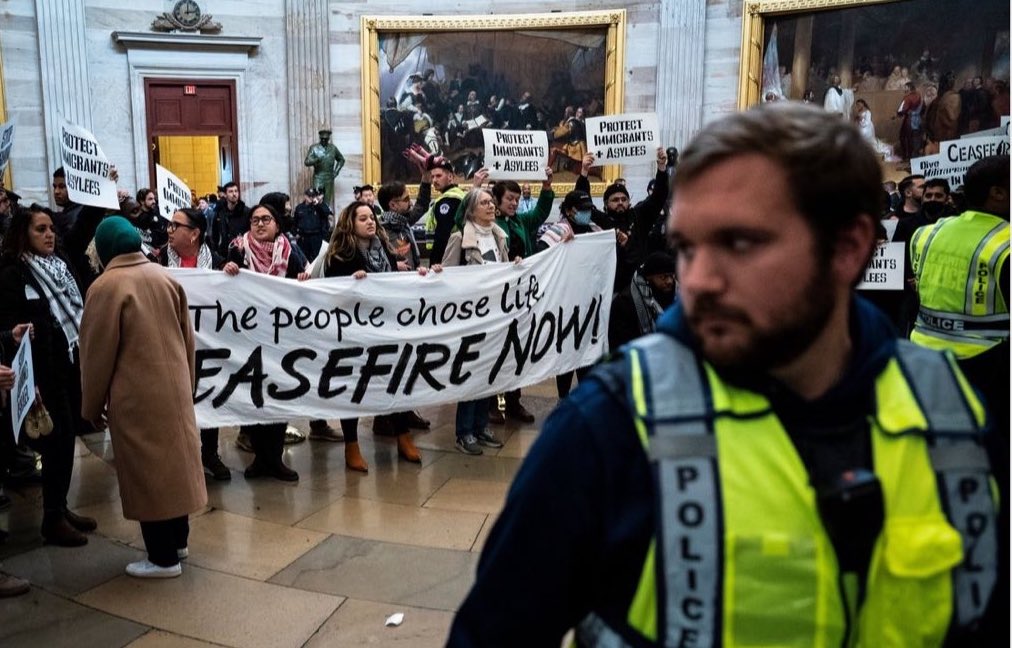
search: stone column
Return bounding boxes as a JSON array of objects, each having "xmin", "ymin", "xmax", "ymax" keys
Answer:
[
  {"xmin": 35, "ymin": 0, "xmax": 93, "ymax": 180},
  {"xmin": 655, "ymin": 0, "xmax": 707, "ymax": 151},
  {"xmin": 286, "ymin": 0, "xmax": 332, "ymax": 198}
]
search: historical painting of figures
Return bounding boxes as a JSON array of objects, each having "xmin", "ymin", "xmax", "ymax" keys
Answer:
[
  {"xmin": 740, "ymin": 0, "xmax": 1010, "ymax": 173},
  {"xmin": 361, "ymin": 11, "xmax": 626, "ymax": 191}
]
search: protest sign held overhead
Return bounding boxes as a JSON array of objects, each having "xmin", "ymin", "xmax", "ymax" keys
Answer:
[
  {"xmin": 10, "ymin": 336, "xmax": 36, "ymax": 444},
  {"xmin": 156, "ymin": 163, "xmax": 192, "ymax": 220},
  {"xmin": 857, "ymin": 242, "xmax": 904, "ymax": 291},
  {"xmin": 171, "ymin": 232, "xmax": 616, "ymax": 427},
  {"xmin": 911, "ymin": 134, "xmax": 1010, "ymax": 190},
  {"xmin": 0, "ymin": 120, "xmax": 14, "ymax": 176},
  {"xmin": 585, "ymin": 112, "xmax": 659, "ymax": 166},
  {"xmin": 58, "ymin": 118, "xmax": 119, "ymax": 209},
  {"xmin": 482, "ymin": 129, "xmax": 549, "ymax": 180}
]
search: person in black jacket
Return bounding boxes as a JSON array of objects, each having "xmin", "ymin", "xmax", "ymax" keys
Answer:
[
  {"xmin": 158, "ymin": 208, "xmax": 231, "ymax": 482},
  {"xmin": 321, "ymin": 201, "xmax": 435, "ymax": 472},
  {"xmin": 608, "ymin": 251, "xmax": 677, "ymax": 350},
  {"xmin": 0, "ymin": 205, "xmax": 97, "ymax": 547},
  {"xmin": 208, "ymin": 182, "xmax": 249, "ymax": 258},
  {"xmin": 575, "ymin": 148, "xmax": 670, "ymax": 290}
]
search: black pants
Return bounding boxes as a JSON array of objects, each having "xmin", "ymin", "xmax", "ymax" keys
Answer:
[
  {"xmin": 200, "ymin": 428, "xmax": 219, "ymax": 458},
  {"xmin": 556, "ymin": 366, "xmax": 592, "ymax": 399},
  {"xmin": 139, "ymin": 516, "xmax": 189, "ymax": 567},
  {"xmin": 27, "ymin": 387, "xmax": 76, "ymax": 513},
  {"xmin": 959, "ymin": 342, "xmax": 1009, "ymax": 642},
  {"xmin": 504, "ymin": 389, "xmax": 522, "ymax": 409},
  {"xmin": 240, "ymin": 423, "xmax": 284, "ymax": 464},
  {"xmin": 343, "ymin": 415, "xmax": 410, "ymax": 444}
]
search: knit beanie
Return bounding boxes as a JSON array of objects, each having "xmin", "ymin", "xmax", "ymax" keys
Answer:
[
  {"xmin": 603, "ymin": 183, "xmax": 630, "ymax": 203},
  {"xmin": 94, "ymin": 216, "xmax": 142, "ymax": 266}
]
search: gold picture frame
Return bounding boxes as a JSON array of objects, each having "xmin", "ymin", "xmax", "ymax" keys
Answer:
[
  {"xmin": 360, "ymin": 10, "xmax": 627, "ymax": 196},
  {"xmin": 739, "ymin": 0, "xmax": 1010, "ymax": 177}
]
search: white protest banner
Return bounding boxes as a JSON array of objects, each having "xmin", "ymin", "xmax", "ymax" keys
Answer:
[
  {"xmin": 58, "ymin": 118, "xmax": 119, "ymax": 209},
  {"xmin": 912, "ymin": 135, "xmax": 1010, "ymax": 189},
  {"xmin": 156, "ymin": 163, "xmax": 192, "ymax": 221},
  {"xmin": 171, "ymin": 232, "xmax": 616, "ymax": 427},
  {"xmin": 10, "ymin": 336, "xmax": 36, "ymax": 444},
  {"xmin": 0, "ymin": 120, "xmax": 14, "ymax": 176},
  {"xmin": 482, "ymin": 129, "xmax": 549, "ymax": 180},
  {"xmin": 585, "ymin": 112, "xmax": 659, "ymax": 166},
  {"xmin": 858, "ymin": 242, "xmax": 904, "ymax": 291}
]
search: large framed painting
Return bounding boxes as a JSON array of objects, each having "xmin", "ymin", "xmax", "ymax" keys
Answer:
[
  {"xmin": 360, "ymin": 10, "xmax": 627, "ymax": 194},
  {"xmin": 739, "ymin": 0, "xmax": 1010, "ymax": 175}
]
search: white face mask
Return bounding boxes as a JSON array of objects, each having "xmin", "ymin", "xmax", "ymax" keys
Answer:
[{"xmin": 573, "ymin": 209, "xmax": 592, "ymax": 225}]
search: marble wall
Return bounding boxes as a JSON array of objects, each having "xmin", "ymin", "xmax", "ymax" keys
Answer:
[{"xmin": 0, "ymin": 0, "xmax": 749, "ymax": 207}]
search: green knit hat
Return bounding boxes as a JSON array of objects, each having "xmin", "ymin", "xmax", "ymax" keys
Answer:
[{"xmin": 95, "ymin": 216, "xmax": 142, "ymax": 266}]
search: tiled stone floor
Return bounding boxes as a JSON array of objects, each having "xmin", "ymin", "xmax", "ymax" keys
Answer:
[{"xmin": 0, "ymin": 379, "xmax": 563, "ymax": 647}]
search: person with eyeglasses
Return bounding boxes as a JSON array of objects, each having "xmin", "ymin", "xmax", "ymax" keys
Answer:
[
  {"xmin": 157, "ymin": 208, "xmax": 232, "ymax": 482},
  {"xmin": 441, "ymin": 188, "xmax": 518, "ymax": 456},
  {"xmin": 222, "ymin": 204, "xmax": 309, "ymax": 482}
]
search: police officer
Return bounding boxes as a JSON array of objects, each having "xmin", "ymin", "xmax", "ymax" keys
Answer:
[
  {"xmin": 448, "ymin": 103, "xmax": 998, "ymax": 647},
  {"xmin": 292, "ymin": 187, "xmax": 332, "ymax": 260},
  {"xmin": 909, "ymin": 154, "xmax": 1008, "ymax": 641}
]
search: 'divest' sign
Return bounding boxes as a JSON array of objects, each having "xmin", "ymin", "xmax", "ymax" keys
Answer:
[{"xmin": 911, "ymin": 135, "xmax": 1010, "ymax": 189}]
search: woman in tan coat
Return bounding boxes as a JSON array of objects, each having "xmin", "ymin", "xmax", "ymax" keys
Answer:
[
  {"xmin": 441, "ymin": 188, "xmax": 516, "ymax": 455},
  {"xmin": 80, "ymin": 217, "xmax": 206, "ymax": 579}
]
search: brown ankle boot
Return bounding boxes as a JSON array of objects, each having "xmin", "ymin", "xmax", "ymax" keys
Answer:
[
  {"xmin": 41, "ymin": 514, "xmax": 88, "ymax": 547},
  {"xmin": 345, "ymin": 442, "xmax": 369, "ymax": 473},
  {"xmin": 397, "ymin": 434, "xmax": 422, "ymax": 464}
]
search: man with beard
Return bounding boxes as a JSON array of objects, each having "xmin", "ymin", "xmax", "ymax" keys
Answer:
[
  {"xmin": 208, "ymin": 182, "xmax": 249, "ymax": 258},
  {"xmin": 576, "ymin": 148, "xmax": 670, "ymax": 289},
  {"xmin": 423, "ymin": 157, "xmax": 467, "ymax": 264},
  {"xmin": 608, "ymin": 251, "xmax": 677, "ymax": 349},
  {"xmin": 133, "ymin": 188, "xmax": 168, "ymax": 250},
  {"xmin": 448, "ymin": 103, "xmax": 997, "ymax": 647}
]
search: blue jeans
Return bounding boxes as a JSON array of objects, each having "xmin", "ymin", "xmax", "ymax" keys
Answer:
[{"xmin": 455, "ymin": 397, "xmax": 491, "ymax": 440}]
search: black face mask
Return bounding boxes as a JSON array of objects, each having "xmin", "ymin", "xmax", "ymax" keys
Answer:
[{"xmin": 922, "ymin": 201, "xmax": 948, "ymax": 219}]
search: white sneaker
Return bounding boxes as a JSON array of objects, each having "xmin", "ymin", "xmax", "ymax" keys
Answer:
[
  {"xmin": 125, "ymin": 559, "xmax": 181, "ymax": 579},
  {"xmin": 177, "ymin": 547, "xmax": 189, "ymax": 560}
]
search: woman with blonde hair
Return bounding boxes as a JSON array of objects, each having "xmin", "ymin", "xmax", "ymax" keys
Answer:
[{"xmin": 322, "ymin": 201, "xmax": 433, "ymax": 472}]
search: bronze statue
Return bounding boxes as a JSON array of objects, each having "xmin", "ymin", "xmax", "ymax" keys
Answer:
[{"xmin": 304, "ymin": 129, "xmax": 345, "ymax": 207}]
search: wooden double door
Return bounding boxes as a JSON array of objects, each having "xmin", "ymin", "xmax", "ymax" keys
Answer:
[{"xmin": 144, "ymin": 79, "xmax": 239, "ymax": 199}]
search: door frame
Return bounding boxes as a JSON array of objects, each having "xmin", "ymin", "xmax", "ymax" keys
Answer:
[
  {"xmin": 143, "ymin": 78, "xmax": 240, "ymax": 193},
  {"xmin": 117, "ymin": 36, "xmax": 259, "ymax": 200}
]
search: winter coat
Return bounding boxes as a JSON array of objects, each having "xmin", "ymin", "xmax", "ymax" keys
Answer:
[
  {"xmin": 441, "ymin": 221, "xmax": 509, "ymax": 267},
  {"xmin": 79, "ymin": 252, "xmax": 206, "ymax": 521}
]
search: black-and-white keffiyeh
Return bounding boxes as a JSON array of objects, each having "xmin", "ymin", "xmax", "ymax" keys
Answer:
[
  {"xmin": 358, "ymin": 236, "xmax": 392, "ymax": 273},
  {"xmin": 166, "ymin": 243, "xmax": 215, "ymax": 269},
  {"xmin": 630, "ymin": 271, "xmax": 664, "ymax": 337},
  {"xmin": 25, "ymin": 253, "xmax": 84, "ymax": 360}
]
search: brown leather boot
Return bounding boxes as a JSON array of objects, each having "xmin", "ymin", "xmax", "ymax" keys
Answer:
[
  {"xmin": 345, "ymin": 442, "xmax": 369, "ymax": 473},
  {"xmin": 397, "ymin": 434, "xmax": 422, "ymax": 464},
  {"xmin": 41, "ymin": 513, "xmax": 88, "ymax": 547}
]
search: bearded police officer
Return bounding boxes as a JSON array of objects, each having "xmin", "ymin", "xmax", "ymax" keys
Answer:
[{"xmin": 448, "ymin": 103, "xmax": 998, "ymax": 647}]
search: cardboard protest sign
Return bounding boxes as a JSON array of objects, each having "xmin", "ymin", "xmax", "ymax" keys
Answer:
[
  {"xmin": 858, "ymin": 242, "xmax": 904, "ymax": 291},
  {"xmin": 482, "ymin": 129, "xmax": 549, "ymax": 180},
  {"xmin": 171, "ymin": 232, "xmax": 616, "ymax": 426},
  {"xmin": 585, "ymin": 112, "xmax": 659, "ymax": 166},
  {"xmin": 0, "ymin": 120, "xmax": 14, "ymax": 176},
  {"xmin": 58, "ymin": 118, "xmax": 119, "ymax": 209},
  {"xmin": 911, "ymin": 135, "xmax": 1010, "ymax": 190},
  {"xmin": 156, "ymin": 163, "xmax": 192, "ymax": 220},
  {"xmin": 10, "ymin": 336, "xmax": 36, "ymax": 444}
]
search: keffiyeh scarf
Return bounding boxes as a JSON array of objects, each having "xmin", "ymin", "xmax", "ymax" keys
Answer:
[
  {"xmin": 24, "ymin": 253, "xmax": 84, "ymax": 360},
  {"xmin": 236, "ymin": 232, "xmax": 292, "ymax": 276}
]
